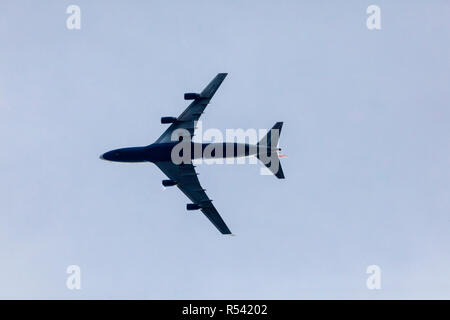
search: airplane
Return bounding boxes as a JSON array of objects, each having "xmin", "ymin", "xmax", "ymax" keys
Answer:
[{"xmin": 100, "ymin": 73, "xmax": 284, "ymax": 235}]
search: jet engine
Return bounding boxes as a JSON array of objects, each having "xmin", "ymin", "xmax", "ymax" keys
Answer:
[
  {"xmin": 186, "ymin": 203, "xmax": 201, "ymax": 210},
  {"xmin": 161, "ymin": 117, "xmax": 177, "ymax": 124},
  {"xmin": 162, "ymin": 179, "xmax": 177, "ymax": 187},
  {"xmin": 184, "ymin": 93, "xmax": 200, "ymax": 100}
]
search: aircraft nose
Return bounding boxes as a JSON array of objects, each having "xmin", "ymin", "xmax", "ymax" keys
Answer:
[{"xmin": 100, "ymin": 151, "xmax": 115, "ymax": 161}]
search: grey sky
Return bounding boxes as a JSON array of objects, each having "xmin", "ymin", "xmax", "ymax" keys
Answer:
[{"xmin": 0, "ymin": 1, "xmax": 449, "ymax": 299}]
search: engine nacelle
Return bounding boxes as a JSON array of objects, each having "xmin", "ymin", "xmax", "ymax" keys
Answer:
[
  {"xmin": 186, "ymin": 203, "xmax": 201, "ymax": 210},
  {"xmin": 184, "ymin": 93, "xmax": 201, "ymax": 100},
  {"xmin": 162, "ymin": 179, "xmax": 177, "ymax": 187},
  {"xmin": 161, "ymin": 116, "xmax": 177, "ymax": 124}
]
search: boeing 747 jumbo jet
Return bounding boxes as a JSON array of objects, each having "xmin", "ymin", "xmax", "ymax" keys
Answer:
[{"xmin": 100, "ymin": 73, "xmax": 284, "ymax": 235}]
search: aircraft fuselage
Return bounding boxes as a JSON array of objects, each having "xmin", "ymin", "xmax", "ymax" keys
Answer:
[{"xmin": 100, "ymin": 142, "xmax": 264, "ymax": 163}]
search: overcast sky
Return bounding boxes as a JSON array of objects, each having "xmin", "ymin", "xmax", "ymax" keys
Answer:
[{"xmin": 0, "ymin": 0, "xmax": 449, "ymax": 299}]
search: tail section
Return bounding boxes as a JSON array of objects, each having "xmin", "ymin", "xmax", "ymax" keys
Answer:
[{"xmin": 257, "ymin": 122, "xmax": 285, "ymax": 179}]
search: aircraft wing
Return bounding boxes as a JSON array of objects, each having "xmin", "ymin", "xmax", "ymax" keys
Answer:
[
  {"xmin": 154, "ymin": 161, "xmax": 232, "ymax": 235},
  {"xmin": 155, "ymin": 73, "xmax": 228, "ymax": 143}
]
